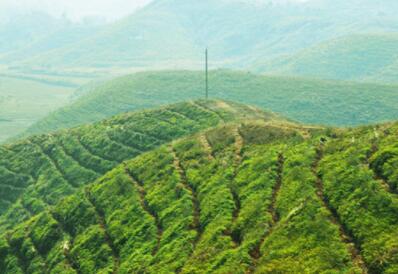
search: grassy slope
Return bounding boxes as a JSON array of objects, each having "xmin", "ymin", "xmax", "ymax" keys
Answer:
[
  {"xmin": 1, "ymin": 101, "xmax": 398, "ymax": 273},
  {"xmin": 259, "ymin": 34, "xmax": 398, "ymax": 83},
  {"xmin": 19, "ymin": 70, "xmax": 398, "ymax": 142},
  {"xmin": 0, "ymin": 76, "xmax": 74, "ymax": 143}
]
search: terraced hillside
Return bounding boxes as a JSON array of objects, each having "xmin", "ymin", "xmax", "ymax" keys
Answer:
[
  {"xmin": 17, "ymin": 70, "xmax": 398, "ymax": 142},
  {"xmin": 1, "ymin": 101, "xmax": 398, "ymax": 273},
  {"xmin": 0, "ymin": 100, "xmax": 272, "ymax": 233}
]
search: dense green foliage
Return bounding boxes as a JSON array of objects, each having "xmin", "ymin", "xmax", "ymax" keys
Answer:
[
  {"xmin": 320, "ymin": 125, "xmax": 398, "ymax": 273},
  {"xmin": 18, "ymin": 70, "xmax": 398, "ymax": 142},
  {"xmin": 0, "ymin": 100, "xmax": 270, "ymax": 233},
  {"xmin": 1, "ymin": 100, "xmax": 397, "ymax": 273}
]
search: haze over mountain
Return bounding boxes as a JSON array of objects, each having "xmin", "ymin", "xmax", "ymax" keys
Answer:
[
  {"xmin": 259, "ymin": 33, "xmax": 398, "ymax": 83},
  {"xmin": 1, "ymin": 0, "xmax": 398, "ymax": 83},
  {"xmin": 0, "ymin": 12, "xmax": 103, "ymax": 63},
  {"xmin": 0, "ymin": 0, "xmax": 151, "ymax": 22}
]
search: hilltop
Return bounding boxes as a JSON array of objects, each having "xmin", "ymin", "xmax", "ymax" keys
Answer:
[
  {"xmin": 0, "ymin": 100, "xmax": 397, "ymax": 273},
  {"xmin": 16, "ymin": 70, "xmax": 398, "ymax": 142}
]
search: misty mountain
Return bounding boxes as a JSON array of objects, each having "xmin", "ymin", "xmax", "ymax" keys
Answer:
[
  {"xmin": 257, "ymin": 33, "xmax": 398, "ymax": 82},
  {"xmin": 2, "ymin": 0, "xmax": 398, "ymax": 81},
  {"xmin": 0, "ymin": 12, "xmax": 103, "ymax": 64}
]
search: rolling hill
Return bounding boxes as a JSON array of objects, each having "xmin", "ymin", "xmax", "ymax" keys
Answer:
[
  {"xmin": 0, "ymin": 100, "xmax": 398, "ymax": 273},
  {"xmin": 259, "ymin": 34, "xmax": 398, "ymax": 83},
  {"xmin": 16, "ymin": 70, "xmax": 398, "ymax": 142}
]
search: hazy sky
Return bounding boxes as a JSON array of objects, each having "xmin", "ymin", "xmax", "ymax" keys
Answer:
[
  {"xmin": 0, "ymin": 0, "xmax": 153, "ymax": 21},
  {"xmin": 0, "ymin": 0, "xmax": 314, "ymax": 22}
]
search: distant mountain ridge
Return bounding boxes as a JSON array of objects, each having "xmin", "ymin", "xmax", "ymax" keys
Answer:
[
  {"xmin": 3, "ymin": 0, "xmax": 398, "ymax": 83},
  {"xmin": 0, "ymin": 12, "xmax": 102, "ymax": 64}
]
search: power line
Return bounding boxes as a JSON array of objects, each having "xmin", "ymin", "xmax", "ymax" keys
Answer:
[{"xmin": 205, "ymin": 48, "xmax": 209, "ymax": 100}]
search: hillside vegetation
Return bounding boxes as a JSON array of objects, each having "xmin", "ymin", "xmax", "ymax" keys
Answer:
[
  {"xmin": 18, "ymin": 70, "xmax": 398, "ymax": 142},
  {"xmin": 259, "ymin": 34, "xmax": 398, "ymax": 83},
  {"xmin": 0, "ymin": 100, "xmax": 271, "ymax": 233},
  {"xmin": 1, "ymin": 100, "xmax": 398, "ymax": 273}
]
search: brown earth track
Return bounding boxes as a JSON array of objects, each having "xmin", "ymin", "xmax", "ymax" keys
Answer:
[{"xmin": 198, "ymin": 134, "xmax": 215, "ymax": 161}]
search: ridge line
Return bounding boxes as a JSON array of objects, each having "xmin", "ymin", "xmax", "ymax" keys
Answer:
[
  {"xmin": 198, "ymin": 133, "xmax": 214, "ymax": 161},
  {"xmin": 57, "ymin": 138, "xmax": 101, "ymax": 177},
  {"xmin": 249, "ymin": 152, "xmax": 285, "ymax": 272},
  {"xmin": 31, "ymin": 141, "xmax": 78, "ymax": 189},
  {"xmin": 223, "ymin": 126, "xmax": 244, "ymax": 247},
  {"xmin": 367, "ymin": 140, "xmax": 397, "ymax": 195},
  {"xmin": 190, "ymin": 101, "xmax": 225, "ymax": 123},
  {"xmin": 170, "ymin": 147, "xmax": 202, "ymax": 239},
  {"xmin": 123, "ymin": 164, "xmax": 163, "ymax": 256},
  {"xmin": 104, "ymin": 130, "xmax": 142, "ymax": 154},
  {"xmin": 312, "ymin": 146, "xmax": 368, "ymax": 274},
  {"xmin": 84, "ymin": 188, "xmax": 120, "ymax": 273},
  {"xmin": 75, "ymin": 134, "xmax": 118, "ymax": 163}
]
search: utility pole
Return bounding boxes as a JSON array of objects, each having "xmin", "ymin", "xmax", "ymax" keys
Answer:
[{"xmin": 205, "ymin": 48, "xmax": 209, "ymax": 100}]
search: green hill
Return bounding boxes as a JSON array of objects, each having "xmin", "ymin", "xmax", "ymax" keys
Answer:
[
  {"xmin": 17, "ymin": 70, "xmax": 398, "ymax": 142},
  {"xmin": 1, "ymin": 100, "xmax": 398, "ymax": 273},
  {"xmin": 259, "ymin": 34, "xmax": 398, "ymax": 83},
  {"xmin": 0, "ymin": 100, "xmax": 272, "ymax": 233}
]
